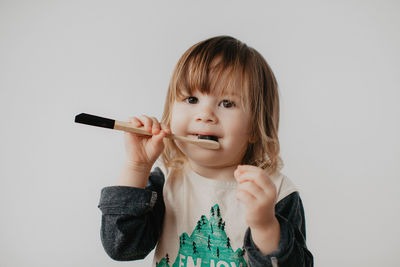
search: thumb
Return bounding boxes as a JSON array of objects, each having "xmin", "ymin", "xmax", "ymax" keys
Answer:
[{"xmin": 149, "ymin": 130, "xmax": 167, "ymax": 151}]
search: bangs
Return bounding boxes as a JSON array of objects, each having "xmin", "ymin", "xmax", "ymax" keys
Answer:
[{"xmin": 173, "ymin": 37, "xmax": 250, "ymax": 104}]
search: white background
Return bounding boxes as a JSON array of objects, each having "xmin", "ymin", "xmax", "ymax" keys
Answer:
[{"xmin": 1, "ymin": 1, "xmax": 399, "ymax": 266}]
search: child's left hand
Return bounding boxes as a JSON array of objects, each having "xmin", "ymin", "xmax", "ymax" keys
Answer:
[
  {"xmin": 234, "ymin": 165, "xmax": 277, "ymax": 228},
  {"xmin": 234, "ymin": 165, "xmax": 280, "ymax": 254}
]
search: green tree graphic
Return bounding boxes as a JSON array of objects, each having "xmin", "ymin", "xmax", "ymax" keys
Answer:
[{"xmin": 156, "ymin": 204, "xmax": 247, "ymax": 267}]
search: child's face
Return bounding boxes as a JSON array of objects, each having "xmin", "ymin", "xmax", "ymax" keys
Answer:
[{"xmin": 170, "ymin": 86, "xmax": 251, "ymax": 170}]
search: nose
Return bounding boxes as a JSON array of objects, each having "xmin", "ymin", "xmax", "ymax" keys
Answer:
[{"xmin": 195, "ymin": 104, "xmax": 218, "ymax": 124}]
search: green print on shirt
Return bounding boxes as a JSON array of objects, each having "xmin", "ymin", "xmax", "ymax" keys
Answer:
[{"xmin": 156, "ymin": 204, "xmax": 247, "ymax": 267}]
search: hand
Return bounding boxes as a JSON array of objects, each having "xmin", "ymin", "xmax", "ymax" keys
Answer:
[
  {"xmin": 124, "ymin": 115, "xmax": 170, "ymax": 169},
  {"xmin": 234, "ymin": 165, "xmax": 280, "ymax": 254}
]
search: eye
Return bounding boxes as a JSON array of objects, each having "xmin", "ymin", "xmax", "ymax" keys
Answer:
[
  {"xmin": 219, "ymin": 99, "xmax": 236, "ymax": 108},
  {"xmin": 184, "ymin": 96, "xmax": 198, "ymax": 104}
]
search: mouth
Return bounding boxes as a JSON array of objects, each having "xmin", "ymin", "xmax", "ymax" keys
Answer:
[
  {"xmin": 198, "ymin": 135, "xmax": 219, "ymax": 142},
  {"xmin": 188, "ymin": 133, "xmax": 219, "ymax": 143}
]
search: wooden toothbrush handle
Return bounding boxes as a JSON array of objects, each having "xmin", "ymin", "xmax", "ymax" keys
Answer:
[
  {"xmin": 114, "ymin": 120, "xmax": 219, "ymax": 150},
  {"xmin": 114, "ymin": 121, "xmax": 152, "ymax": 136}
]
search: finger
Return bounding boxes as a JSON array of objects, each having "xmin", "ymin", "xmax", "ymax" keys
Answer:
[
  {"xmin": 152, "ymin": 130, "xmax": 167, "ymax": 146},
  {"xmin": 235, "ymin": 164, "xmax": 264, "ymax": 175},
  {"xmin": 127, "ymin": 117, "xmax": 146, "ymax": 138},
  {"xmin": 234, "ymin": 165, "xmax": 262, "ymax": 183},
  {"xmin": 138, "ymin": 115, "xmax": 153, "ymax": 133},
  {"xmin": 129, "ymin": 116, "xmax": 143, "ymax": 128},
  {"xmin": 152, "ymin": 124, "xmax": 168, "ymax": 140},
  {"xmin": 237, "ymin": 180, "xmax": 265, "ymax": 201},
  {"xmin": 238, "ymin": 164, "xmax": 275, "ymax": 178},
  {"xmin": 234, "ymin": 165, "xmax": 274, "ymax": 193},
  {"xmin": 236, "ymin": 188, "xmax": 256, "ymax": 207},
  {"xmin": 150, "ymin": 117, "xmax": 161, "ymax": 135},
  {"xmin": 160, "ymin": 122, "xmax": 171, "ymax": 135},
  {"xmin": 236, "ymin": 169, "xmax": 270, "ymax": 187}
]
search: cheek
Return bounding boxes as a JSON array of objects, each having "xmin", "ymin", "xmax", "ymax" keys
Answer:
[
  {"xmin": 229, "ymin": 112, "xmax": 251, "ymax": 133},
  {"xmin": 170, "ymin": 111, "xmax": 179, "ymax": 133},
  {"xmin": 170, "ymin": 104, "xmax": 187, "ymax": 133},
  {"xmin": 228, "ymin": 114, "xmax": 252, "ymax": 145}
]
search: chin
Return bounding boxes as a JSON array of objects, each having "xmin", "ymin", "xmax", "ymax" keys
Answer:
[
  {"xmin": 178, "ymin": 144, "xmax": 222, "ymax": 164},
  {"xmin": 190, "ymin": 155, "xmax": 222, "ymax": 166}
]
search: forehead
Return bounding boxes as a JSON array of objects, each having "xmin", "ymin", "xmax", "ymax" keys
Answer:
[{"xmin": 177, "ymin": 57, "xmax": 247, "ymax": 99}]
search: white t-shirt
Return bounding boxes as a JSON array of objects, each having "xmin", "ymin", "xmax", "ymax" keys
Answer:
[{"xmin": 152, "ymin": 165, "xmax": 297, "ymax": 267}]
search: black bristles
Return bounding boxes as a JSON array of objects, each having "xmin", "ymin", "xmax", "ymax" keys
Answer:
[
  {"xmin": 74, "ymin": 113, "xmax": 115, "ymax": 129},
  {"xmin": 198, "ymin": 135, "xmax": 219, "ymax": 142}
]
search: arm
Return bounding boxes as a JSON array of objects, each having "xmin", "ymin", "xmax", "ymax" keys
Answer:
[
  {"xmin": 98, "ymin": 167, "xmax": 165, "ymax": 261},
  {"xmin": 244, "ymin": 192, "xmax": 314, "ymax": 267}
]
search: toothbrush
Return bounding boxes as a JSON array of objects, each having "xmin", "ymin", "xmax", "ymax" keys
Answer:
[{"xmin": 74, "ymin": 113, "xmax": 220, "ymax": 150}]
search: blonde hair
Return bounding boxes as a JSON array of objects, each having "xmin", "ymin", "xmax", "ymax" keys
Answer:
[{"xmin": 161, "ymin": 36, "xmax": 283, "ymax": 175}]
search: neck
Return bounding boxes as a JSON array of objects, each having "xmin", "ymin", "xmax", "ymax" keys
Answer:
[{"xmin": 187, "ymin": 159, "xmax": 238, "ymax": 181}]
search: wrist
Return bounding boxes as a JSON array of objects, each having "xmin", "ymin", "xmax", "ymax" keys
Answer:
[
  {"xmin": 117, "ymin": 161, "xmax": 153, "ymax": 188},
  {"xmin": 124, "ymin": 160, "xmax": 153, "ymax": 173},
  {"xmin": 250, "ymin": 217, "xmax": 280, "ymax": 255}
]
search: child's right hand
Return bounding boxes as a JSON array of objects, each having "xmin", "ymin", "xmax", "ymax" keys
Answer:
[{"xmin": 124, "ymin": 115, "xmax": 170, "ymax": 170}]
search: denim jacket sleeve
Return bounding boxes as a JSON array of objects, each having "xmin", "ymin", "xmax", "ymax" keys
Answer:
[
  {"xmin": 98, "ymin": 167, "xmax": 165, "ymax": 261},
  {"xmin": 244, "ymin": 192, "xmax": 313, "ymax": 267}
]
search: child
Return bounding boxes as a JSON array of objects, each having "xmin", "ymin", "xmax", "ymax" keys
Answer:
[{"xmin": 98, "ymin": 36, "xmax": 313, "ymax": 267}]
